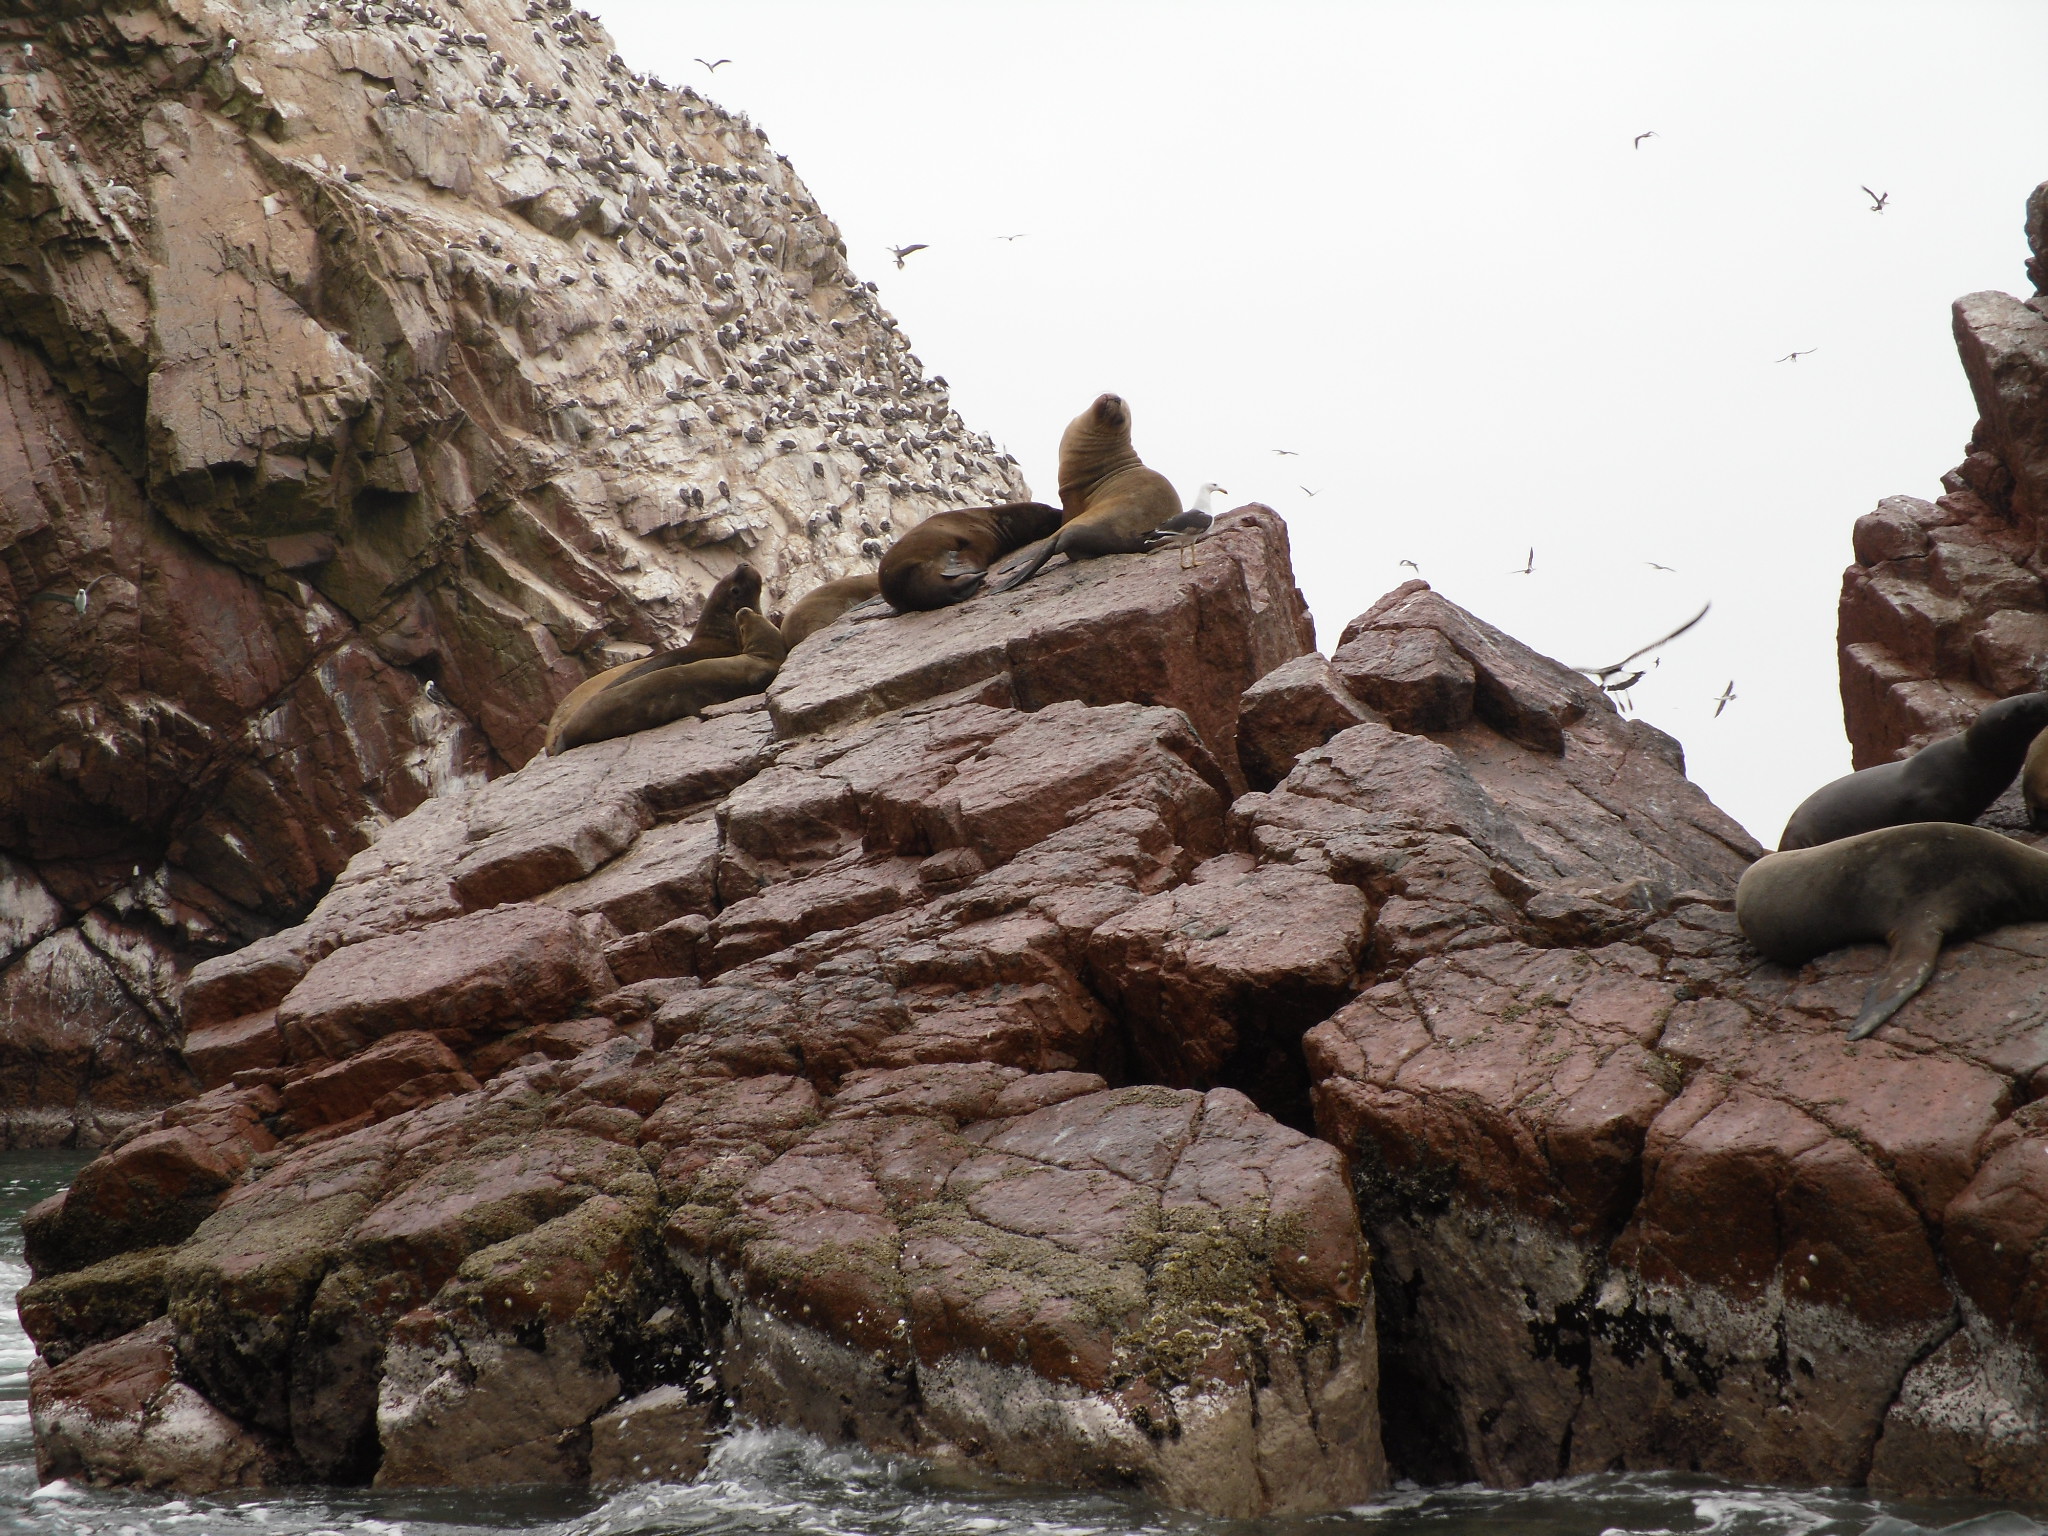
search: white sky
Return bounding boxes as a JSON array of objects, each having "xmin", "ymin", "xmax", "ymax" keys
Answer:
[{"xmin": 590, "ymin": 0, "xmax": 2048, "ymax": 844}]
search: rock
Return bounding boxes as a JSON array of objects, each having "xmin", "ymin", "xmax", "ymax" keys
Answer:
[
  {"xmin": 589, "ymin": 1384, "xmax": 715, "ymax": 1484},
  {"xmin": 275, "ymin": 903, "xmax": 613, "ymax": 1062},
  {"xmin": 1837, "ymin": 188, "xmax": 2048, "ymax": 766},
  {"xmin": 29, "ymin": 1319, "xmax": 282, "ymax": 1491},
  {"xmin": 19, "ymin": 1246, "xmax": 174, "ymax": 1365},
  {"xmin": 765, "ymin": 507, "xmax": 1313, "ymax": 785},
  {"xmin": 56, "ymin": 482, "xmax": 2048, "ymax": 1514},
  {"xmin": 0, "ymin": 0, "xmax": 1029, "ymax": 1143},
  {"xmin": 1235, "ymin": 653, "xmax": 1377, "ymax": 791}
]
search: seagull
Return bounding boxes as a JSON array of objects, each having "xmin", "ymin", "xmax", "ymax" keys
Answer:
[
  {"xmin": 1574, "ymin": 602, "xmax": 1712, "ymax": 683},
  {"xmin": 1399, "ymin": 559, "xmax": 1420, "ymax": 572},
  {"xmin": 694, "ymin": 58, "xmax": 730, "ymax": 72},
  {"xmin": 1271, "ymin": 448, "xmax": 1299, "ymax": 456},
  {"xmin": 888, "ymin": 243, "xmax": 928, "ymax": 269},
  {"xmin": 1299, "ymin": 486, "xmax": 1321, "ymax": 498},
  {"xmin": 1713, "ymin": 679, "xmax": 1737, "ymax": 717},
  {"xmin": 1862, "ymin": 186, "xmax": 1889, "ymax": 212},
  {"xmin": 1634, "ymin": 130, "xmax": 1658, "ymax": 149},
  {"xmin": 30, "ymin": 574, "xmax": 112, "ymax": 615},
  {"xmin": 994, "ymin": 233, "xmax": 1027, "ymax": 241},
  {"xmin": 1511, "ymin": 547, "xmax": 1534, "ymax": 575},
  {"xmin": 1776, "ymin": 348, "xmax": 1817, "ymax": 363},
  {"xmin": 1645, "ymin": 561, "xmax": 1675, "ymax": 572}
]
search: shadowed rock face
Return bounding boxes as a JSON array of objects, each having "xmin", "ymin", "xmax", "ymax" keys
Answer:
[
  {"xmin": 0, "ymin": 0, "xmax": 1026, "ymax": 1145},
  {"xmin": 1837, "ymin": 181, "xmax": 2048, "ymax": 768},
  {"xmin": 27, "ymin": 502, "xmax": 2048, "ymax": 1509}
]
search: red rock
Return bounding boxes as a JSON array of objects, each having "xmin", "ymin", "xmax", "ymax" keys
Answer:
[
  {"xmin": 767, "ymin": 508, "xmax": 1312, "ymax": 786},
  {"xmin": 26, "ymin": 1126, "xmax": 247, "ymax": 1274},
  {"xmin": 1088, "ymin": 856, "xmax": 1368, "ymax": 1126},
  {"xmin": 182, "ymin": 1010, "xmax": 285, "ymax": 1089},
  {"xmin": 275, "ymin": 903, "xmax": 612, "ymax": 1061},
  {"xmin": 1235, "ymin": 652, "xmax": 1377, "ymax": 791},
  {"xmin": 279, "ymin": 1032, "xmax": 479, "ymax": 1135},
  {"xmin": 588, "ymin": 1385, "xmax": 714, "ymax": 1485},
  {"xmin": 30, "ymin": 1319, "xmax": 281, "ymax": 1491}
]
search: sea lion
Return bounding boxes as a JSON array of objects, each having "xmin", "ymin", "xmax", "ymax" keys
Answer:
[
  {"xmin": 550, "ymin": 608, "xmax": 787, "ymax": 754},
  {"xmin": 779, "ymin": 572, "xmax": 881, "ymax": 648},
  {"xmin": 542, "ymin": 563, "xmax": 761, "ymax": 755},
  {"xmin": 878, "ymin": 502, "xmax": 1061, "ymax": 610},
  {"xmin": 2024, "ymin": 725, "xmax": 2048, "ymax": 829},
  {"xmin": 990, "ymin": 393, "xmax": 1182, "ymax": 592},
  {"xmin": 1778, "ymin": 691, "xmax": 2048, "ymax": 850},
  {"xmin": 1736, "ymin": 822, "xmax": 2048, "ymax": 1038}
]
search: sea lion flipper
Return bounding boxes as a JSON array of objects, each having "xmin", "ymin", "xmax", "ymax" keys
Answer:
[
  {"xmin": 1849, "ymin": 916, "xmax": 1945, "ymax": 1039},
  {"xmin": 988, "ymin": 534, "xmax": 1061, "ymax": 593}
]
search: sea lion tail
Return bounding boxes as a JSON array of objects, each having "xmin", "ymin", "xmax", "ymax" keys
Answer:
[
  {"xmin": 988, "ymin": 532, "xmax": 1062, "ymax": 593},
  {"xmin": 1849, "ymin": 915, "xmax": 1945, "ymax": 1039}
]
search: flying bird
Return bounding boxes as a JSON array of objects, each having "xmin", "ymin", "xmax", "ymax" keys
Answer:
[
  {"xmin": 1574, "ymin": 602, "xmax": 1712, "ymax": 683},
  {"xmin": 1713, "ymin": 679, "xmax": 1737, "ymax": 717},
  {"xmin": 889, "ymin": 243, "xmax": 928, "ymax": 269},
  {"xmin": 1511, "ymin": 547, "xmax": 1535, "ymax": 576},
  {"xmin": 994, "ymin": 233, "xmax": 1027, "ymax": 241},
  {"xmin": 1271, "ymin": 448, "xmax": 1299, "ymax": 457},
  {"xmin": 1776, "ymin": 348, "xmax": 1817, "ymax": 363},
  {"xmin": 30, "ymin": 574, "xmax": 112, "ymax": 615},
  {"xmin": 1645, "ymin": 561, "xmax": 1675, "ymax": 572},
  {"xmin": 1634, "ymin": 130, "xmax": 1658, "ymax": 149},
  {"xmin": 695, "ymin": 58, "xmax": 731, "ymax": 72},
  {"xmin": 1399, "ymin": 559, "xmax": 1420, "ymax": 573},
  {"xmin": 1299, "ymin": 486, "xmax": 1321, "ymax": 498},
  {"xmin": 1862, "ymin": 186, "xmax": 1889, "ymax": 212}
]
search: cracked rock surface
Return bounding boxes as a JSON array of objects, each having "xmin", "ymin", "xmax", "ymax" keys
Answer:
[
  {"xmin": 0, "ymin": 0, "xmax": 1024, "ymax": 1144},
  {"xmin": 25, "ymin": 499, "xmax": 2048, "ymax": 1509}
]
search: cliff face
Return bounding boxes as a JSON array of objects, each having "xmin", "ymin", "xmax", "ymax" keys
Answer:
[
  {"xmin": 1837, "ymin": 181, "xmax": 2048, "ymax": 768},
  {"xmin": 0, "ymin": 0, "xmax": 1025, "ymax": 1143}
]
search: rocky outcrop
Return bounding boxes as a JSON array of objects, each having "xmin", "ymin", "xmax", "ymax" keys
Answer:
[
  {"xmin": 24, "ymin": 510, "xmax": 1392, "ymax": 1516},
  {"xmin": 0, "ymin": 0, "xmax": 1025, "ymax": 1143},
  {"xmin": 1838, "ymin": 180, "xmax": 2048, "ymax": 768},
  {"xmin": 31, "ymin": 491, "xmax": 2048, "ymax": 1508}
]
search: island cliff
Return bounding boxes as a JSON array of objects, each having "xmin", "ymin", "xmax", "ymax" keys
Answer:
[
  {"xmin": 0, "ymin": 0, "xmax": 1024, "ymax": 1145},
  {"xmin": 13, "ymin": 0, "xmax": 2048, "ymax": 1516}
]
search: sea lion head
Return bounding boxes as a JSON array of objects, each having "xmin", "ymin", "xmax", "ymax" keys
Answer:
[
  {"xmin": 726, "ymin": 562, "xmax": 763, "ymax": 610},
  {"xmin": 1058, "ymin": 393, "xmax": 1141, "ymax": 503},
  {"xmin": 2026, "ymin": 724, "xmax": 2048, "ymax": 830},
  {"xmin": 738, "ymin": 607, "xmax": 789, "ymax": 664}
]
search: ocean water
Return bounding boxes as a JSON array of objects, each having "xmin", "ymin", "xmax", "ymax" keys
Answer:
[{"xmin": 0, "ymin": 1151, "xmax": 2031, "ymax": 1536}]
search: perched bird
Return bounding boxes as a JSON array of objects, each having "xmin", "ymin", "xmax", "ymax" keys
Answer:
[
  {"xmin": 1189, "ymin": 482, "xmax": 1226, "ymax": 518},
  {"xmin": 1776, "ymin": 348, "xmax": 1817, "ymax": 363},
  {"xmin": 1713, "ymin": 679, "xmax": 1737, "ymax": 717},
  {"xmin": 695, "ymin": 57, "xmax": 730, "ymax": 72},
  {"xmin": 1574, "ymin": 602, "xmax": 1712, "ymax": 684},
  {"xmin": 1511, "ymin": 547, "xmax": 1535, "ymax": 576},
  {"xmin": 888, "ymin": 243, "xmax": 928, "ymax": 269},
  {"xmin": 1862, "ymin": 186, "xmax": 1889, "ymax": 212},
  {"xmin": 1634, "ymin": 130, "xmax": 1658, "ymax": 149}
]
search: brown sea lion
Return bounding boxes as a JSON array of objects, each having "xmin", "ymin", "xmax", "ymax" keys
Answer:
[
  {"xmin": 542, "ymin": 562, "xmax": 761, "ymax": 755},
  {"xmin": 1778, "ymin": 691, "xmax": 2048, "ymax": 850},
  {"xmin": 878, "ymin": 502, "xmax": 1061, "ymax": 610},
  {"xmin": 550, "ymin": 609, "xmax": 787, "ymax": 754},
  {"xmin": 2024, "ymin": 725, "xmax": 2048, "ymax": 829},
  {"xmin": 779, "ymin": 572, "xmax": 881, "ymax": 648},
  {"xmin": 1736, "ymin": 822, "xmax": 2048, "ymax": 1038},
  {"xmin": 990, "ymin": 394, "xmax": 1182, "ymax": 592}
]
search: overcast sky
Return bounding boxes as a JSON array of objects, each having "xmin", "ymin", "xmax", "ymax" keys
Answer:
[{"xmin": 590, "ymin": 0, "xmax": 2047, "ymax": 844}]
